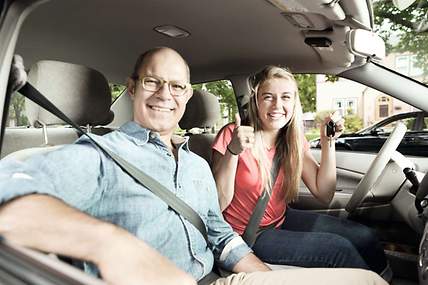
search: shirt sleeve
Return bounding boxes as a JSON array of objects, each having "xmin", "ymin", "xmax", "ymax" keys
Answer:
[
  {"xmin": 212, "ymin": 123, "xmax": 236, "ymax": 155},
  {"xmin": 202, "ymin": 165, "xmax": 252, "ymax": 270},
  {"xmin": 0, "ymin": 141, "xmax": 108, "ymax": 212}
]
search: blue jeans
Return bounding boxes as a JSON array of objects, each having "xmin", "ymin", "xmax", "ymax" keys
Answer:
[{"xmin": 252, "ymin": 208, "xmax": 387, "ymax": 274}]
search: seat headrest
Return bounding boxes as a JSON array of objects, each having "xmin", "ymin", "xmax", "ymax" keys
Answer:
[
  {"xmin": 179, "ymin": 90, "xmax": 220, "ymax": 130},
  {"xmin": 25, "ymin": 60, "xmax": 114, "ymax": 126}
]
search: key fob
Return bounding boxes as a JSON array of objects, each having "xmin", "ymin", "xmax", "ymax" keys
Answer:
[{"xmin": 326, "ymin": 120, "xmax": 336, "ymax": 137}]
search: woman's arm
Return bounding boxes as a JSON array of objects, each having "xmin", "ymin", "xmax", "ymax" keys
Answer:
[
  {"xmin": 301, "ymin": 139, "xmax": 336, "ymax": 204},
  {"xmin": 212, "ymin": 116, "xmax": 255, "ymax": 211},
  {"xmin": 301, "ymin": 112, "xmax": 345, "ymax": 204},
  {"xmin": 212, "ymin": 150, "xmax": 240, "ymax": 211}
]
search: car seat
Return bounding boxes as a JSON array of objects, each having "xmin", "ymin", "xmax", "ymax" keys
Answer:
[
  {"xmin": 3, "ymin": 60, "xmax": 114, "ymax": 161},
  {"xmin": 179, "ymin": 90, "xmax": 220, "ymax": 165}
]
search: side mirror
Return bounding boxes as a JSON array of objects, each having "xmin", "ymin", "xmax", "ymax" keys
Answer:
[{"xmin": 346, "ymin": 29, "xmax": 386, "ymax": 61}]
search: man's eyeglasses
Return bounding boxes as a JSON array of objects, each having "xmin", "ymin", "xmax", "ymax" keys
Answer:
[{"xmin": 137, "ymin": 75, "xmax": 191, "ymax": 96}]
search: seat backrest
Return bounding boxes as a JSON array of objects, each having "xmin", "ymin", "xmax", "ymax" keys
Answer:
[
  {"xmin": 179, "ymin": 90, "xmax": 220, "ymax": 165},
  {"xmin": 3, "ymin": 60, "xmax": 114, "ymax": 161}
]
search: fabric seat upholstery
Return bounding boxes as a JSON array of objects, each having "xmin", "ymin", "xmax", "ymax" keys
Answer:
[
  {"xmin": 179, "ymin": 90, "xmax": 220, "ymax": 165},
  {"xmin": 3, "ymin": 60, "xmax": 114, "ymax": 161}
]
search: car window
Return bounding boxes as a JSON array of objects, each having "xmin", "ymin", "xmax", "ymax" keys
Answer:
[
  {"xmin": 377, "ymin": 117, "xmax": 416, "ymax": 134},
  {"xmin": 6, "ymin": 93, "xmax": 29, "ymax": 127},
  {"xmin": 307, "ymin": 74, "xmax": 426, "ymax": 156},
  {"xmin": 423, "ymin": 117, "xmax": 428, "ymax": 131}
]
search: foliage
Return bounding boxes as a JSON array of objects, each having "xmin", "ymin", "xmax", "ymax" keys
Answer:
[
  {"xmin": 314, "ymin": 110, "xmax": 333, "ymax": 125},
  {"xmin": 110, "ymin": 83, "xmax": 126, "ymax": 102},
  {"xmin": 294, "ymin": 74, "xmax": 316, "ymax": 112},
  {"xmin": 374, "ymin": 1, "xmax": 428, "ymax": 80},
  {"xmin": 324, "ymin": 75, "xmax": 339, "ymax": 83},
  {"xmin": 343, "ymin": 114, "xmax": 363, "ymax": 133},
  {"xmin": 7, "ymin": 93, "xmax": 29, "ymax": 126},
  {"xmin": 304, "ymin": 128, "xmax": 319, "ymax": 141},
  {"xmin": 314, "ymin": 110, "xmax": 363, "ymax": 133}
]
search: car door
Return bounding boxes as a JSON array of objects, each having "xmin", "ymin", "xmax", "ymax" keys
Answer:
[{"xmin": 293, "ymin": 85, "xmax": 428, "ymax": 218}]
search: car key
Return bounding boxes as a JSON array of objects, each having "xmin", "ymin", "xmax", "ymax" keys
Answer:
[{"xmin": 326, "ymin": 120, "xmax": 336, "ymax": 147}]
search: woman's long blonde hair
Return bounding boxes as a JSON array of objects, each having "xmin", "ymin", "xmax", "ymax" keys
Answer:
[{"xmin": 247, "ymin": 66, "xmax": 303, "ymax": 203}]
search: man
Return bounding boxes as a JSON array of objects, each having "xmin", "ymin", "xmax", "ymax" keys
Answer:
[{"xmin": 0, "ymin": 47, "xmax": 386, "ymax": 285}]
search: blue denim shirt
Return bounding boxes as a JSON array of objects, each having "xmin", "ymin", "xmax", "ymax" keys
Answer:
[{"xmin": 0, "ymin": 122, "xmax": 251, "ymax": 280}]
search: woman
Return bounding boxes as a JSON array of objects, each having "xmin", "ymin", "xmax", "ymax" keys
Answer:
[{"xmin": 211, "ymin": 66, "xmax": 389, "ymax": 279}]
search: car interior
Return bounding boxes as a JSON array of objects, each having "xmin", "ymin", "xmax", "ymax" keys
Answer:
[{"xmin": 0, "ymin": 0, "xmax": 428, "ymax": 284}]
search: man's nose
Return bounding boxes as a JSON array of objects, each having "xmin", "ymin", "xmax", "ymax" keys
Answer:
[{"xmin": 156, "ymin": 83, "xmax": 173, "ymax": 100}]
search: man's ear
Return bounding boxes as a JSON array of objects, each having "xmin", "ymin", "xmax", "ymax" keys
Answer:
[
  {"xmin": 185, "ymin": 88, "xmax": 194, "ymax": 102},
  {"xmin": 127, "ymin": 77, "xmax": 136, "ymax": 100}
]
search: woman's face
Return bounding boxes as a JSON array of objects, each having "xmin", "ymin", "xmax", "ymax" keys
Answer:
[{"xmin": 256, "ymin": 77, "xmax": 297, "ymax": 132}]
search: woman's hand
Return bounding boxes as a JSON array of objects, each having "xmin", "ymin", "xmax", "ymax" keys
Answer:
[
  {"xmin": 227, "ymin": 114, "xmax": 255, "ymax": 155},
  {"xmin": 320, "ymin": 111, "xmax": 345, "ymax": 140}
]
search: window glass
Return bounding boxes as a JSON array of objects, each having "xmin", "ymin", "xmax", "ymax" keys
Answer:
[
  {"xmin": 410, "ymin": 55, "xmax": 424, "ymax": 77},
  {"xmin": 374, "ymin": 3, "xmax": 427, "ymax": 85},
  {"xmin": 423, "ymin": 117, "xmax": 428, "ymax": 131},
  {"xmin": 110, "ymin": 83, "xmax": 126, "ymax": 102},
  {"xmin": 395, "ymin": 55, "xmax": 410, "ymax": 75},
  {"xmin": 379, "ymin": 117, "xmax": 416, "ymax": 134},
  {"xmin": 308, "ymin": 74, "xmax": 423, "ymax": 155},
  {"xmin": 6, "ymin": 93, "xmax": 29, "ymax": 127}
]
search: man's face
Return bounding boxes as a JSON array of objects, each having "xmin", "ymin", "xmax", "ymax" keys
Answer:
[{"xmin": 129, "ymin": 49, "xmax": 192, "ymax": 136}]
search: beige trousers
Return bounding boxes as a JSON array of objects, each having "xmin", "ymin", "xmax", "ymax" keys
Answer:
[{"xmin": 210, "ymin": 268, "xmax": 388, "ymax": 285}]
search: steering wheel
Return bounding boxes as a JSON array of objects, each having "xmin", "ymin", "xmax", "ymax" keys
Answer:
[{"xmin": 345, "ymin": 122, "xmax": 407, "ymax": 213}]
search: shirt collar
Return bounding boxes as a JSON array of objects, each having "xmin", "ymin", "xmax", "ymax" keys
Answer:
[{"xmin": 119, "ymin": 121, "xmax": 190, "ymax": 151}]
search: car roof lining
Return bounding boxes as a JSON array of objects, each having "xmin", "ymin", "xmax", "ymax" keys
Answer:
[{"xmin": 15, "ymin": 0, "xmax": 372, "ymax": 84}]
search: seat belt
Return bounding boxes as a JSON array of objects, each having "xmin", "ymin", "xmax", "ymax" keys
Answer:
[
  {"xmin": 242, "ymin": 155, "xmax": 280, "ymax": 247},
  {"xmin": 17, "ymin": 83, "xmax": 208, "ymax": 243}
]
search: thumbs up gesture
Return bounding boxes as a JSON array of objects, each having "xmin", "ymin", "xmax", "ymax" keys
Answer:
[{"xmin": 227, "ymin": 113, "xmax": 255, "ymax": 155}]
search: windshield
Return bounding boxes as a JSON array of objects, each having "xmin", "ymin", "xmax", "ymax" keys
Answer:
[{"xmin": 374, "ymin": 0, "xmax": 428, "ymax": 84}]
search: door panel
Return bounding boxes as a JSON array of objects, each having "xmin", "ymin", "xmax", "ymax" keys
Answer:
[{"xmin": 294, "ymin": 149, "xmax": 428, "ymax": 213}]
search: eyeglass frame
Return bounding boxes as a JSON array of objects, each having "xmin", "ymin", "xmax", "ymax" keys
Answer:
[{"xmin": 134, "ymin": 74, "xmax": 192, "ymax": 97}]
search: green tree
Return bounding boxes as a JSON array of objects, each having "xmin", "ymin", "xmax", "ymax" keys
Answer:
[
  {"xmin": 109, "ymin": 83, "xmax": 126, "ymax": 102},
  {"xmin": 295, "ymin": 74, "xmax": 316, "ymax": 113},
  {"xmin": 374, "ymin": 1, "xmax": 428, "ymax": 80},
  {"xmin": 7, "ymin": 93, "xmax": 29, "ymax": 126},
  {"xmin": 344, "ymin": 114, "xmax": 363, "ymax": 133}
]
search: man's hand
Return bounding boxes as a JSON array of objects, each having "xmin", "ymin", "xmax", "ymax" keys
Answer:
[{"xmin": 228, "ymin": 114, "xmax": 255, "ymax": 155}]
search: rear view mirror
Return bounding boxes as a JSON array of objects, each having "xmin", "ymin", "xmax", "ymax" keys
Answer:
[
  {"xmin": 347, "ymin": 29, "xmax": 386, "ymax": 61},
  {"xmin": 392, "ymin": 0, "xmax": 416, "ymax": 10}
]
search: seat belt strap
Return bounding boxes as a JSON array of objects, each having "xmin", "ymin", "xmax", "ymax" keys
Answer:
[
  {"xmin": 18, "ymin": 83, "xmax": 208, "ymax": 243},
  {"xmin": 242, "ymin": 155, "xmax": 280, "ymax": 247}
]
